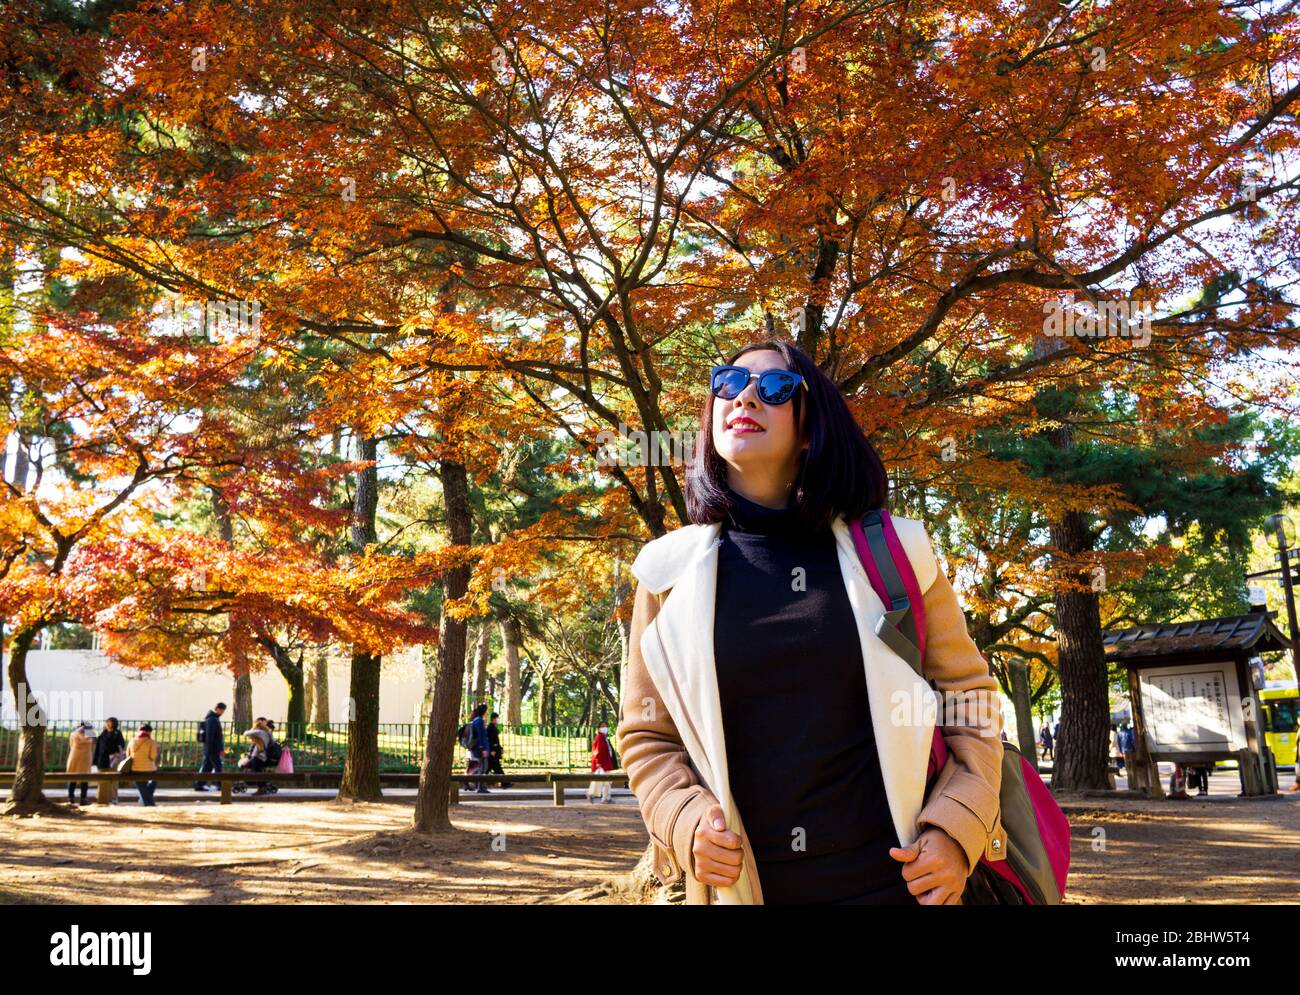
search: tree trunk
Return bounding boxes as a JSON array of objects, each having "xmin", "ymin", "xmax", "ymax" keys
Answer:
[
  {"xmin": 501, "ymin": 617, "xmax": 523, "ymax": 724},
  {"xmin": 4, "ymin": 626, "xmax": 54, "ymax": 815},
  {"xmin": 1008, "ymin": 657, "xmax": 1038, "ymax": 765},
  {"xmin": 471, "ymin": 622, "xmax": 490, "ymax": 705},
  {"xmin": 339, "ymin": 650, "xmax": 383, "ymax": 800},
  {"xmin": 537, "ymin": 671, "xmax": 551, "ymax": 730},
  {"xmin": 1049, "ymin": 507, "xmax": 1113, "ymax": 791},
  {"xmin": 212, "ymin": 484, "xmax": 254, "ymax": 738},
  {"xmin": 1031, "ymin": 344, "xmax": 1112, "ymax": 795},
  {"xmin": 414, "ymin": 458, "xmax": 473, "ymax": 832},
  {"xmin": 615, "ymin": 564, "xmax": 632, "ymax": 710},
  {"xmin": 260, "ymin": 637, "xmax": 306, "ymax": 727},
  {"xmin": 309, "ymin": 646, "xmax": 330, "ymax": 727},
  {"xmin": 232, "ymin": 672, "xmax": 253, "ymax": 733},
  {"xmin": 10, "ymin": 429, "xmax": 30, "ymax": 494},
  {"xmin": 303, "ymin": 660, "xmax": 314, "ymax": 722},
  {"xmin": 340, "ymin": 434, "xmax": 383, "ymax": 800},
  {"xmin": 420, "ymin": 642, "xmax": 437, "ymax": 722}
]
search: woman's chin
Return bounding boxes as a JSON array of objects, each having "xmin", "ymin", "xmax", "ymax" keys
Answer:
[{"xmin": 718, "ymin": 439, "xmax": 780, "ymax": 464}]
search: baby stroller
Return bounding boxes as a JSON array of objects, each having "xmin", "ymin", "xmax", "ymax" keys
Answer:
[{"xmin": 233, "ymin": 727, "xmax": 279, "ymax": 795}]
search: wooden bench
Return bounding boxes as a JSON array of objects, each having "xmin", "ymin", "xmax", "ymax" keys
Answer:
[{"xmin": 447, "ymin": 771, "xmax": 629, "ymax": 806}]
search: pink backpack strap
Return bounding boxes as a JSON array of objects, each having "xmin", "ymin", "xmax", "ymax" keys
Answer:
[{"xmin": 849, "ymin": 508, "xmax": 941, "ymax": 778}]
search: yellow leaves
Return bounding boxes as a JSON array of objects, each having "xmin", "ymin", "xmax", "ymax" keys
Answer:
[{"xmin": 397, "ymin": 314, "xmax": 426, "ymax": 337}]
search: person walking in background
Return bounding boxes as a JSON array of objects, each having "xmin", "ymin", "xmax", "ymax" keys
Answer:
[
  {"xmin": 485, "ymin": 712, "xmax": 512, "ymax": 789},
  {"xmin": 128, "ymin": 723, "xmax": 160, "ymax": 806},
  {"xmin": 94, "ymin": 717, "xmax": 126, "ymax": 805},
  {"xmin": 1119, "ymin": 723, "xmax": 1136, "ymax": 786},
  {"xmin": 1188, "ymin": 762, "xmax": 1211, "ymax": 796},
  {"xmin": 194, "ymin": 701, "xmax": 226, "ymax": 792},
  {"xmin": 469, "ymin": 704, "xmax": 491, "ymax": 793},
  {"xmin": 588, "ymin": 720, "xmax": 614, "ymax": 803},
  {"xmin": 1039, "ymin": 722, "xmax": 1054, "ymax": 761},
  {"xmin": 65, "ymin": 722, "xmax": 95, "ymax": 805}
]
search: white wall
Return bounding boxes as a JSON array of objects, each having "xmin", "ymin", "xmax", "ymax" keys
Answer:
[{"xmin": 0, "ymin": 647, "xmax": 430, "ymax": 725}]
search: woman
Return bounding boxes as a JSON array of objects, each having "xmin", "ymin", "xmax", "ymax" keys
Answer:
[
  {"xmin": 588, "ymin": 721, "xmax": 614, "ymax": 804},
  {"xmin": 236, "ymin": 719, "xmax": 274, "ymax": 795},
  {"xmin": 617, "ymin": 339, "xmax": 1007, "ymax": 905},
  {"xmin": 65, "ymin": 722, "xmax": 95, "ymax": 805},
  {"xmin": 259, "ymin": 719, "xmax": 282, "ymax": 794},
  {"xmin": 127, "ymin": 722, "xmax": 161, "ymax": 807},
  {"xmin": 93, "ymin": 717, "xmax": 127, "ymax": 805}
]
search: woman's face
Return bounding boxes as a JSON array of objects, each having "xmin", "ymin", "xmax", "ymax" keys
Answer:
[{"xmin": 711, "ymin": 349, "xmax": 805, "ymax": 472}]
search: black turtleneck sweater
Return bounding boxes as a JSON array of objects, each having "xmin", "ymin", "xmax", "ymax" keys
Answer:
[{"xmin": 713, "ymin": 487, "xmax": 915, "ymax": 905}]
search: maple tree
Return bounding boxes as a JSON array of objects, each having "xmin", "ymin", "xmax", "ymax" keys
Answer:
[{"xmin": 1, "ymin": 0, "xmax": 1298, "ymax": 834}]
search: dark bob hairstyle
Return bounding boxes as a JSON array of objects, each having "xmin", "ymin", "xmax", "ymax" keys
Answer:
[{"xmin": 685, "ymin": 338, "xmax": 889, "ymax": 531}]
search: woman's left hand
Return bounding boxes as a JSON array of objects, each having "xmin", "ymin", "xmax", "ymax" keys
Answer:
[{"xmin": 889, "ymin": 828, "xmax": 969, "ymax": 905}]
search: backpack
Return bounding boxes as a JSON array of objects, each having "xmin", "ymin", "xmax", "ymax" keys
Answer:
[
  {"xmin": 850, "ymin": 508, "xmax": 1071, "ymax": 906},
  {"xmin": 265, "ymin": 739, "xmax": 283, "ymax": 765},
  {"xmin": 457, "ymin": 723, "xmax": 474, "ymax": 749}
]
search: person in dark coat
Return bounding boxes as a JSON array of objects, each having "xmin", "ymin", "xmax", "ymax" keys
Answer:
[
  {"xmin": 469, "ymin": 704, "xmax": 491, "ymax": 793},
  {"xmin": 257, "ymin": 719, "xmax": 281, "ymax": 795},
  {"xmin": 93, "ymin": 717, "xmax": 127, "ymax": 805},
  {"xmin": 234, "ymin": 717, "xmax": 275, "ymax": 794},
  {"xmin": 485, "ymin": 712, "xmax": 512, "ymax": 789},
  {"xmin": 194, "ymin": 702, "xmax": 227, "ymax": 791}
]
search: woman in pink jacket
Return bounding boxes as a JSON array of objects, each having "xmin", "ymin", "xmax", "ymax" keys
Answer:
[{"xmin": 617, "ymin": 338, "xmax": 1006, "ymax": 905}]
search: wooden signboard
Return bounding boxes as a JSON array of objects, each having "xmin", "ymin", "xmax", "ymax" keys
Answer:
[{"xmin": 1136, "ymin": 661, "xmax": 1248, "ymax": 756}]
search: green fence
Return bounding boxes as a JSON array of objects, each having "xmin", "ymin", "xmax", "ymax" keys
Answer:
[{"xmin": 0, "ymin": 720, "xmax": 618, "ymax": 773}]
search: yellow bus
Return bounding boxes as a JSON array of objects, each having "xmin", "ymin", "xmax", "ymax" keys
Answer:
[
  {"xmin": 1260, "ymin": 682, "xmax": 1298, "ymax": 768},
  {"xmin": 1213, "ymin": 681, "xmax": 1297, "ymax": 772}
]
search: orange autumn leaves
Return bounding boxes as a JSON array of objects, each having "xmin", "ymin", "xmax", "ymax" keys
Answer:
[{"xmin": 0, "ymin": 0, "xmax": 1296, "ymax": 681}]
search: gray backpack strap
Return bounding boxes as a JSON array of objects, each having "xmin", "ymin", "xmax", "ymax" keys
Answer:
[{"xmin": 860, "ymin": 510, "xmax": 923, "ymax": 674}]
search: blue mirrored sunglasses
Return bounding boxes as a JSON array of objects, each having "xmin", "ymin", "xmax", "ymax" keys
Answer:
[{"xmin": 710, "ymin": 365, "xmax": 808, "ymax": 405}]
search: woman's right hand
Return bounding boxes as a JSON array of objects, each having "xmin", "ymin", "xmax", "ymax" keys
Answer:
[{"xmin": 692, "ymin": 804, "xmax": 744, "ymax": 887}]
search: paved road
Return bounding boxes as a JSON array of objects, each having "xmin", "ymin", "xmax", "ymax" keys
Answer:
[
  {"xmin": 1045, "ymin": 760, "xmax": 1296, "ymax": 796},
  {"xmin": 41, "ymin": 761, "xmax": 1298, "ymax": 806},
  {"xmin": 41, "ymin": 785, "xmax": 637, "ymax": 805}
]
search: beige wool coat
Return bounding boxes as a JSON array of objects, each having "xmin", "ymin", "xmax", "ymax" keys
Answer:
[
  {"xmin": 127, "ymin": 733, "xmax": 159, "ymax": 773},
  {"xmin": 65, "ymin": 728, "xmax": 95, "ymax": 775},
  {"xmin": 617, "ymin": 513, "xmax": 1009, "ymax": 905}
]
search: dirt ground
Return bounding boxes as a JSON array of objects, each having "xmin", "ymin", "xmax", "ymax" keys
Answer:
[
  {"xmin": 2, "ymin": 791, "xmax": 1297, "ymax": 904},
  {"xmin": 1056, "ymin": 791, "xmax": 1300, "ymax": 904},
  {"xmin": 0, "ymin": 797, "xmax": 653, "ymax": 905}
]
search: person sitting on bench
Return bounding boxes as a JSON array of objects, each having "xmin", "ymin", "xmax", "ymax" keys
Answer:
[{"xmin": 235, "ymin": 719, "xmax": 276, "ymax": 795}]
